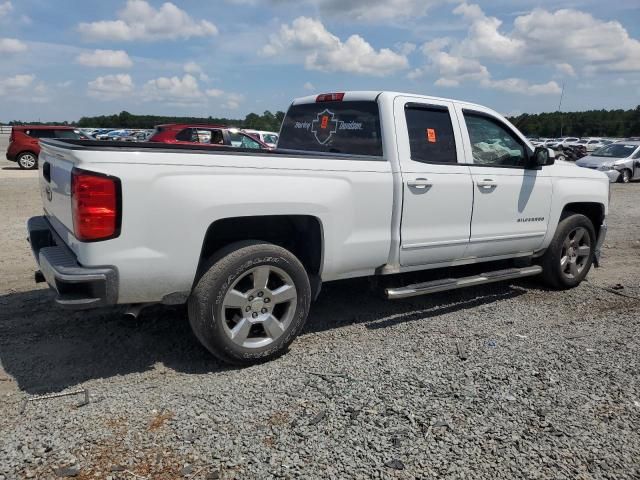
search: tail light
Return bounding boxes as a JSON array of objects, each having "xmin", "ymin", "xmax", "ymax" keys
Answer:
[
  {"xmin": 9, "ymin": 129, "xmax": 14, "ymax": 143},
  {"xmin": 316, "ymin": 92, "xmax": 344, "ymax": 102},
  {"xmin": 71, "ymin": 169, "xmax": 121, "ymax": 241}
]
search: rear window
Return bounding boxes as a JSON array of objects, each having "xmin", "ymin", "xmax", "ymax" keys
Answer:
[
  {"xmin": 54, "ymin": 130, "xmax": 80, "ymax": 139},
  {"xmin": 278, "ymin": 101, "xmax": 382, "ymax": 157},
  {"xmin": 26, "ymin": 129, "xmax": 55, "ymax": 138}
]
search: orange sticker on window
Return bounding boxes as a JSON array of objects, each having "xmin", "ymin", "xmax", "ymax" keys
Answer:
[
  {"xmin": 321, "ymin": 115, "xmax": 329, "ymax": 129},
  {"xmin": 427, "ymin": 128, "xmax": 436, "ymax": 143}
]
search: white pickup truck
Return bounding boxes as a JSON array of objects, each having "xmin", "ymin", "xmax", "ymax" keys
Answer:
[{"xmin": 28, "ymin": 91, "xmax": 610, "ymax": 364}]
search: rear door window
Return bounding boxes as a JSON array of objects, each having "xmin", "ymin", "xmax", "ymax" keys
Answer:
[
  {"xmin": 405, "ymin": 105, "xmax": 457, "ymax": 164},
  {"xmin": 278, "ymin": 101, "xmax": 382, "ymax": 157}
]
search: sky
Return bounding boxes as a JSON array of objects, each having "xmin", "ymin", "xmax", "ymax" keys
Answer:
[{"xmin": 0, "ymin": 0, "xmax": 639, "ymax": 122}]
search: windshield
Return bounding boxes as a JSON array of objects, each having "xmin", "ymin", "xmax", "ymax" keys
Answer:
[
  {"xmin": 279, "ymin": 101, "xmax": 382, "ymax": 156},
  {"xmin": 592, "ymin": 144, "xmax": 638, "ymax": 158}
]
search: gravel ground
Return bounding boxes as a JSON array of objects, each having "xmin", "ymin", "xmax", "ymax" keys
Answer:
[{"xmin": 1, "ymin": 150, "xmax": 639, "ymax": 479}]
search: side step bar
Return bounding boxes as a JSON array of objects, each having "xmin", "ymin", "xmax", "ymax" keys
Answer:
[{"xmin": 386, "ymin": 266, "xmax": 542, "ymax": 300}]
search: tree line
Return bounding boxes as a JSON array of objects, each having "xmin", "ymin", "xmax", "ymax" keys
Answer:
[
  {"xmin": 6, "ymin": 110, "xmax": 287, "ymax": 132},
  {"xmin": 6, "ymin": 106, "xmax": 640, "ymax": 138},
  {"xmin": 508, "ymin": 105, "xmax": 640, "ymax": 138}
]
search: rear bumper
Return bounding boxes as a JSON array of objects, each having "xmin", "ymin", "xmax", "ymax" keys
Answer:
[
  {"xmin": 27, "ymin": 216, "xmax": 118, "ymax": 309},
  {"xmin": 6, "ymin": 151, "xmax": 16, "ymax": 161}
]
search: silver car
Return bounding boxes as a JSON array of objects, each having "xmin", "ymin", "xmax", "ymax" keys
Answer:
[{"xmin": 576, "ymin": 141, "xmax": 640, "ymax": 183}]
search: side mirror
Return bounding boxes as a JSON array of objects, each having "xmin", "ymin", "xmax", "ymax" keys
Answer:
[{"xmin": 528, "ymin": 146, "xmax": 555, "ymax": 169}]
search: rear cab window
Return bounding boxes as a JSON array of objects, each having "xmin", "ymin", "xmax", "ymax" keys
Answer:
[{"xmin": 278, "ymin": 100, "xmax": 383, "ymax": 157}]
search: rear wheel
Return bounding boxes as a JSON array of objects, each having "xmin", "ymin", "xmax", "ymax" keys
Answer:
[
  {"xmin": 540, "ymin": 213, "xmax": 595, "ymax": 289},
  {"xmin": 188, "ymin": 241, "xmax": 311, "ymax": 364},
  {"xmin": 17, "ymin": 152, "xmax": 37, "ymax": 170}
]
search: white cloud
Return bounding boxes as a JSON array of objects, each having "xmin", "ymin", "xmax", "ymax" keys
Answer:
[
  {"xmin": 0, "ymin": 73, "xmax": 34, "ymax": 95},
  {"xmin": 413, "ymin": 47, "xmax": 561, "ymax": 96},
  {"xmin": 143, "ymin": 73, "xmax": 201, "ymax": 100},
  {"xmin": 184, "ymin": 61, "xmax": 209, "ymax": 81},
  {"xmin": 0, "ymin": 1, "xmax": 12, "ymax": 17},
  {"xmin": 0, "ymin": 37, "xmax": 27, "ymax": 53},
  {"xmin": 76, "ymin": 49, "xmax": 133, "ymax": 68},
  {"xmin": 260, "ymin": 0, "xmax": 441, "ymax": 22},
  {"xmin": 452, "ymin": 3, "xmax": 640, "ymax": 73},
  {"xmin": 88, "ymin": 74, "xmax": 134, "ymax": 99},
  {"xmin": 143, "ymin": 73, "xmax": 243, "ymax": 109},
  {"xmin": 396, "ymin": 42, "xmax": 417, "ymax": 56},
  {"xmin": 303, "ymin": 82, "xmax": 315, "ymax": 91},
  {"xmin": 221, "ymin": 93, "xmax": 244, "ymax": 110},
  {"xmin": 263, "ymin": 16, "xmax": 408, "ymax": 76},
  {"xmin": 316, "ymin": 0, "xmax": 441, "ymax": 22},
  {"xmin": 78, "ymin": 0, "xmax": 218, "ymax": 42},
  {"xmin": 555, "ymin": 63, "xmax": 576, "ymax": 77},
  {"xmin": 486, "ymin": 78, "xmax": 561, "ymax": 95},
  {"xmin": 205, "ymin": 88, "xmax": 224, "ymax": 97}
]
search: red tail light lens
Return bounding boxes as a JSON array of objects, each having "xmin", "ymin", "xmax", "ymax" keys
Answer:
[
  {"xmin": 316, "ymin": 92, "xmax": 345, "ymax": 102},
  {"xmin": 71, "ymin": 169, "xmax": 121, "ymax": 241}
]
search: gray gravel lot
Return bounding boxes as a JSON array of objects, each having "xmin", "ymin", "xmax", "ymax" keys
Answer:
[{"xmin": 0, "ymin": 149, "xmax": 639, "ymax": 479}]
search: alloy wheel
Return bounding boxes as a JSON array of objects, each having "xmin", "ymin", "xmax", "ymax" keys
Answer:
[{"xmin": 220, "ymin": 265, "xmax": 297, "ymax": 349}]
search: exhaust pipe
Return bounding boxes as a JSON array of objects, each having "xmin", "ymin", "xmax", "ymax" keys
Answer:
[{"xmin": 123, "ymin": 303, "xmax": 152, "ymax": 319}]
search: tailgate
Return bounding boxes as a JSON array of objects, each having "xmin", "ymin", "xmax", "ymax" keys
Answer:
[{"xmin": 38, "ymin": 142, "xmax": 79, "ymax": 240}]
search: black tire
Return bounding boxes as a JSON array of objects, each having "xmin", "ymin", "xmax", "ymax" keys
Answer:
[
  {"xmin": 618, "ymin": 169, "xmax": 631, "ymax": 184},
  {"xmin": 17, "ymin": 152, "xmax": 38, "ymax": 170},
  {"xmin": 539, "ymin": 213, "xmax": 595, "ymax": 289},
  {"xmin": 188, "ymin": 241, "xmax": 311, "ymax": 365}
]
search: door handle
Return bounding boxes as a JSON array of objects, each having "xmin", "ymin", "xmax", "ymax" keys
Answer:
[
  {"xmin": 407, "ymin": 178, "xmax": 432, "ymax": 189},
  {"xmin": 477, "ymin": 178, "xmax": 497, "ymax": 188}
]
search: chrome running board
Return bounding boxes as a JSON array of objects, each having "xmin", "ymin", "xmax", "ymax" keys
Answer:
[{"xmin": 385, "ymin": 266, "xmax": 542, "ymax": 300}]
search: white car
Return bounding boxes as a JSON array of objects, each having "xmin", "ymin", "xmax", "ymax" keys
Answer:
[
  {"xmin": 243, "ymin": 129, "xmax": 279, "ymax": 148},
  {"xmin": 29, "ymin": 91, "xmax": 609, "ymax": 364},
  {"xmin": 580, "ymin": 138, "xmax": 606, "ymax": 153}
]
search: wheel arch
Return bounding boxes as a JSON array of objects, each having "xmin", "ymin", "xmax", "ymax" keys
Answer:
[
  {"xmin": 195, "ymin": 215, "xmax": 324, "ymax": 295},
  {"xmin": 560, "ymin": 202, "xmax": 605, "ymax": 237}
]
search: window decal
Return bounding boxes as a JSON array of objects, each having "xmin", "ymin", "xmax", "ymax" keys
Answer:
[
  {"xmin": 310, "ymin": 109, "xmax": 339, "ymax": 145},
  {"xmin": 427, "ymin": 128, "xmax": 436, "ymax": 143}
]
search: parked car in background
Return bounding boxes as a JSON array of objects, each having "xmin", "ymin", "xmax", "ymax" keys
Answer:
[
  {"xmin": 5, "ymin": 126, "xmax": 82, "ymax": 169},
  {"xmin": 574, "ymin": 138, "xmax": 606, "ymax": 153},
  {"xmin": 148, "ymin": 124, "xmax": 268, "ymax": 149},
  {"xmin": 576, "ymin": 141, "xmax": 640, "ymax": 183},
  {"xmin": 242, "ymin": 129, "xmax": 279, "ymax": 148},
  {"xmin": 548, "ymin": 137, "xmax": 580, "ymax": 148}
]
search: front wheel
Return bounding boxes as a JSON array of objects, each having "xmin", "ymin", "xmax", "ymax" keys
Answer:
[
  {"xmin": 188, "ymin": 241, "xmax": 311, "ymax": 364},
  {"xmin": 17, "ymin": 152, "xmax": 38, "ymax": 170},
  {"xmin": 618, "ymin": 169, "xmax": 631, "ymax": 184},
  {"xmin": 539, "ymin": 213, "xmax": 595, "ymax": 289}
]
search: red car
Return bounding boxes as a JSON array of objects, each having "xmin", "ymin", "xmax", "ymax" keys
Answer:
[
  {"xmin": 148, "ymin": 124, "xmax": 270, "ymax": 149},
  {"xmin": 6, "ymin": 126, "xmax": 82, "ymax": 169}
]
